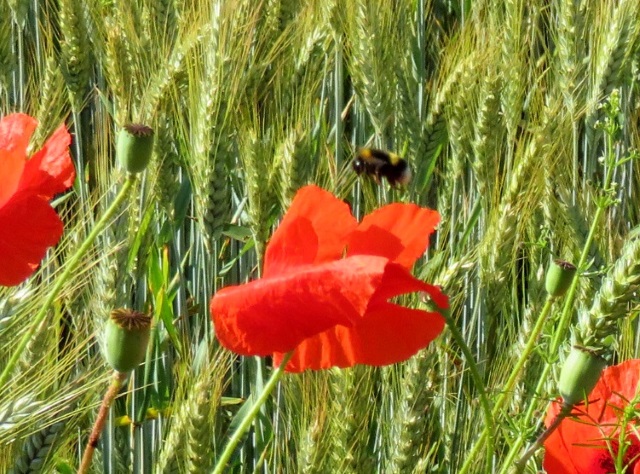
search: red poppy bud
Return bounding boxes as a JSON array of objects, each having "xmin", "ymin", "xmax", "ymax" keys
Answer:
[
  {"xmin": 116, "ymin": 124, "xmax": 154, "ymax": 174},
  {"xmin": 105, "ymin": 308, "xmax": 152, "ymax": 372},
  {"xmin": 545, "ymin": 259, "xmax": 577, "ymax": 297},
  {"xmin": 558, "ymin": 346, "xmax": 607, "ymax": 405}
]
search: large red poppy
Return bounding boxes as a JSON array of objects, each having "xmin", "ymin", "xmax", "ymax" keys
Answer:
[
  {"xmin": 210, "ymin": 185, "xmax": 448, "ymax": 372},
  {"xmin": 544, "ymin": 359, "xmax": 640, "ymax": 473},
  {"xmin": 0, "ymin": 113, "xmax": 75, "ymax": 286}
]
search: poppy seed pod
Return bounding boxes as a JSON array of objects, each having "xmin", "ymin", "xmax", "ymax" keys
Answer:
[
  {"xmin": 116, "ymin": 124, "xmax": 154, "ymax": 174},
  {"xmin": 105, "ymin": 308, "xmax": 152, "ymax": 372},
  {"xmin": 558, "ymin": 346, "xmax": 607, "ymax": 405},
  {"xmin": 545, "ymin": 259, "xmax": 577, "ymax": 297}
]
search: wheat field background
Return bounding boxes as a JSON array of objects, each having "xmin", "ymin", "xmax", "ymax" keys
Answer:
[{"xmin": 1, "ymin": 0, "xmax": 640, "ymax": 472}]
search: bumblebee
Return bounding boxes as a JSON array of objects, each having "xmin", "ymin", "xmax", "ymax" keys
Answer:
[{"xmin": 353, "ymin": 148, "xmax": 411, "ymax": 186}]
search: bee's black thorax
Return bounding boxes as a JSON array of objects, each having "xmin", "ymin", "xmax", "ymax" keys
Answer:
[{"xmin": 353, "ymin": 148, "xmax": 411, "ymax": 186}]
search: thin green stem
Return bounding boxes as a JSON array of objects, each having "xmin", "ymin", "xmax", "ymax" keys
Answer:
[
  {"xmin": 494, "ymin": 122, "xmax": 620, "ymax": 470},
  {"xmin": 462, "ymin": 129, "xmax": 619, "ymax": 471},
  {"xmin": 551, "ymin": 118, "xmax": 616, "ymax": 353},
  {"xmin": 550, "ymin": 206, "xmax": 607, "ymax": 350},
  {"xmin": 0, "ymin": 175, "xmax": 137, "ymax": 389},
  {"xmin": 211, "ymin": 352, "xmax": 293, "ymax": 474},
  {"xmin": 441, "ymin": 309, "xmax": 495, "ymax": 472},
  {"xmin": 511, "ymin": 402, "xmax": 572, "ymax": 473},
  {"xmin": 334, "ymin": 41, "xmax": 344, "ymax": 168},
  {"xmin": 78, "ymin": 370, "xmax": 128, "ymax": 474},
  {"xmin": 492, "ymin": 298, "xmax": 554, "ymax": 416},
  {"xmin": 458, "ymin": 298, "xmax": 557, "ymax": 474}
]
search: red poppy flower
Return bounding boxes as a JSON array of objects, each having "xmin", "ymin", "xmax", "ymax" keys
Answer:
[
  {"xmin": 0, "ymin": 113, "xmax": 75, "ymax": 286},
  {"xmin": 210, "ymin": 185, "xmax": 448, "ymax": 372},
  {"xmin": 543, "ymin": 359, "xmax": 640, "ymax": 473}
]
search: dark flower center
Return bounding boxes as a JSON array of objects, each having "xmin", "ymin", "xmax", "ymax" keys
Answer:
[{"xmin": 598, "ymin": 440, "xmax": 640, "ymax": 473}]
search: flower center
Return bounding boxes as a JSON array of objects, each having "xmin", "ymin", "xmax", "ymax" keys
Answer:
[{"xmin": 598, "ymin": 441, "xmax": 640, "ymax": 473}]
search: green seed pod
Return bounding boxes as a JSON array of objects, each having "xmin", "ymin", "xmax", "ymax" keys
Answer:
[
  {"xmin": 117, "ymin": 124, "xmax": 154, "ymax": 174},
  {"xmin": 105, "ymin": 308, "xmax": 152, "ymax": 372},
  {"xmin": 558, "ymin": 346, "xmax": 607, "ymax": 405},
  {"xmin": 545, "ymin": 259, "xmax": 577, "ymax": 297}
]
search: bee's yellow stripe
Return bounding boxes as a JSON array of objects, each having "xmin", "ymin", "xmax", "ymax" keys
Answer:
[
  {"xmin": 359, "ymin": 148, "xmax": 373, "ymax": 159},
  {"xmin": 388, "ymin": 152, "xmax": 401, "ymax": 165}
]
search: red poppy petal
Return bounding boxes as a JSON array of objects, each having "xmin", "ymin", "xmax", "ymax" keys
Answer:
[
  {"xmin": 543, "ymin": 428, "xmax": 606, "ymax": 473},
  {"xmin": 19, "ymin": 123, "xmax": 75, "ymax": 198},
  {"xmin": 275, "ymin": 303, "xmax": 445, "ymax": 372},
  {"xmin": 0, "ymin": 151, "xmax": 25, "ymax": 208},
  {"xmin": 593, "ymin": 359, "xmax": 640, "ymax": 421},
  {"xmin": 0, "ymin": 113, "xmax": 36, "ymax": 154},
  {"xmin": 262, "ymin": 212, "xmax": 319, "ymax": 274},
  {"xmin": 543, "ymin": 405, "xmax": 618, "ymax": 474},
  {"xmin": 211, "ymin": 255, "xmax": 394, "ymax": 356},
  {"xmin": 372, "ymin": 261, "xmax": 448, "ymax": 309},
  {"xmin": 0, "ymin": 193, "xmax": 63, "ymax": 286},
  {"xmin": 347, "ymin": 203, "xmax": 440, "ymax": 269},
  {"xmin": 543, "ymin": 400, "xmax": 591, "ymax": 473},
  {"xmin": 264, "ymin": 185, "xmax": 356, "ymax": 277},
  {"xmin": 0, "ymin": 114, "xmax": 35, "ymax": 205},
  {"xmin": 543, "ymin": 360, "xmax": 640, "ymax": 474}
]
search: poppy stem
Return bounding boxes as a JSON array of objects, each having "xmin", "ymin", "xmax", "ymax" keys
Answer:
[
  {"xmin": 462, "ymin": 136, "xmax": 620, "ymax": 472},
  {"xmin": 211, "ymin": 352, "xmax": 293, "ymax": 474},
  {"xmin": 498, "ymin": 136, "xmax": 621, "ymax": 470},
  {"xmin": 492, "ymin": 297, "xmax": 555, "ymax": 414},
  {"xmin": 439, "ymin": 308, "xmax": 495, "ymax": 473},
  {"xmin": 464, "ymin": 297, "xmax": 557, "ymax": 473},
  {"xmin": 78, "ymin": 371, "xmax": 128, "ymax": 474},
  {"xmin": 0, "ymin": 175, "xmax": 138, "ymax": 389},
  {"xmin": 513, "ymin": 402, "xmax": 573, "ymax": 472}
]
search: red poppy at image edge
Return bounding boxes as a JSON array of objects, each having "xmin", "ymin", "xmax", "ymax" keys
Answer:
[
  {"xmin": 0, "ymin": 113, "xmax": 75, "ymax": 286},
  {"xmin": 543, "ymin": 359, "xmax": 640, "ymax": 474},
  {"xmin": 210, "ymin": 184, "xmax": 449, "ymax": 373}
]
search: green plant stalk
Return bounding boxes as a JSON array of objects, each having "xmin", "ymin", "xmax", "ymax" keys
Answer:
[
  {"xmin": 0, "ymin": 175, "xmax": 137, "ymax": 389},
  {"xmin": 551, "ymin": 116, "xmax": 617, "ymax": 351},
  {"xmin": 134, "ymin": 320, "xmax": 158, "ymax": 423},
  {"xmin": 491, "ymin": 299, "xmax": 560, "ymax": 474},
  {"xmin": 498, "ymin": 432, "xmax": 528, "ymax": 473},
  {"xmin": 511, "ymin": 402, "xmax": 573, "ymax": 473},
  {"xmin": 497, "ymin": 129, "xmax": 619, "ymax": 469},
  {"xmin": 614, "ymin": 382, "xmax": 640, "ymax": 472},
  {"xmin": 17, "ymin": 22, "xmax": 25, "ymax": 109},
  {"xmin": 441, "ymin": 309, "xmax": 495, "ymax": 472},
  {"xmin": 461, "ymin": 156, "xmax": 617, "ymax": 472},
  {"xmin": 333, "ymin": 42, "xmax": 344, "ymax": 169},
  {"xmin": 78, "ymin": 370, "xmax": 128, "ymax": 474},
  {"xmin": 494, "ymin": 297, "xmax": 554, "ymax": 414},
  {"xmin": 211, "ymin": 351, "xmax": 293, "ymax": 474}
]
